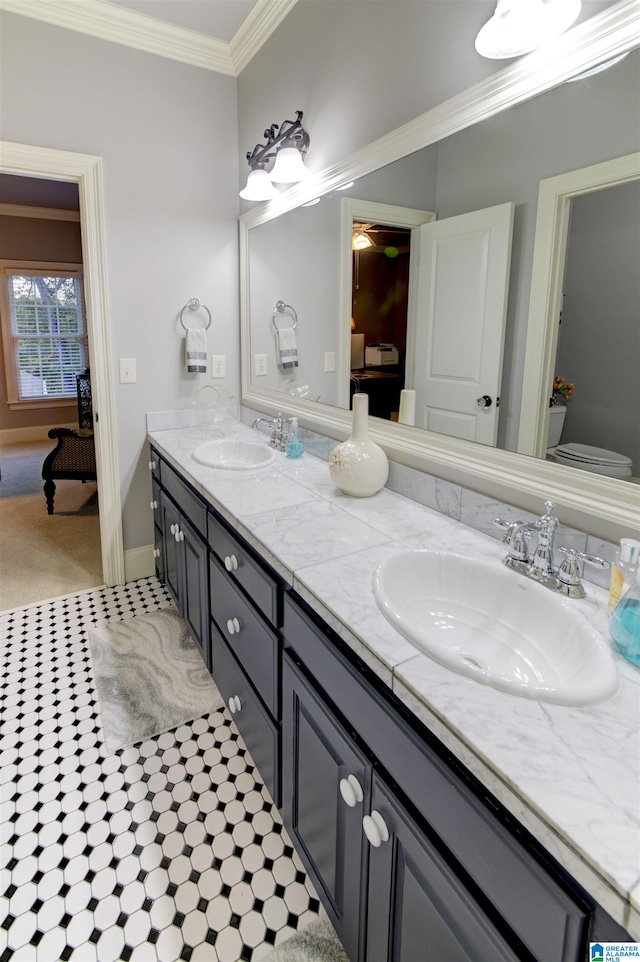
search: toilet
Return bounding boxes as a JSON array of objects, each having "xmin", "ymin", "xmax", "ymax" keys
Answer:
[{"xmin": 547, "ymin": 404, "xmax": 633, "ymax": 479}]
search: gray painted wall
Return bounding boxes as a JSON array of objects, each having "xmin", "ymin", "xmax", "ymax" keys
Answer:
[{"xmin": 0, "ymin": 11, "xmax": 240, "ymax": 553}]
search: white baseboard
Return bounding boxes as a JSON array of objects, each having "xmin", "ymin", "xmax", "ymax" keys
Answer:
[
  {"xmin": 0, "ymin": 423, "xmax": 76, "ymax": 445},
  {"xmin": 124, "ymin": 544, "xmax": 156, "ymax": 582}
]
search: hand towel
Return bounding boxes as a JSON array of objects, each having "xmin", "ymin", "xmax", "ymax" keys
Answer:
[
  {"xmin": 276, "ymin": 326, "xmax": 298, "ymax": 369},
  {"xmin": 185, "ymin": 328, "xmax": 207, "ymax": 374}
]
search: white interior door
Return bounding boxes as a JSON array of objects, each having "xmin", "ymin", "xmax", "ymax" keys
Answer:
[{"xmin": 410, "ymin": 203, "xmax": 514, "ymax": 445}]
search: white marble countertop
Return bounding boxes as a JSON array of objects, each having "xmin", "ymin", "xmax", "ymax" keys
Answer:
[{"xmin": 147, "ymin": 420, "xmax": 640, "ymax": 935}]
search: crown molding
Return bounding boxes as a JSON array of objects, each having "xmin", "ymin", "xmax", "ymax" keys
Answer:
[
  {"xmin": 0, "ymin": 0, "xmax": 298, "ymax": 75},
  {"xmin": 230, "ymin": 0, "xmax": 299, "ymax": 74}
]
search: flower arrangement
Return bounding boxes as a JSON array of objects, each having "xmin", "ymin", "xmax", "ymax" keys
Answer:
[{"xmin": 550, "ymin": 375, "xmax": 575, "ymax": 406}]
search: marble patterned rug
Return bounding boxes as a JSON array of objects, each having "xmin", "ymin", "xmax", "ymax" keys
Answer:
[
  {"xmin": 264, "ymin": 917, "xmax": 349, "ymax": 962},
  {"xmin": 89, "ymin": 607, "xmax": 224, "ymax": 754}
]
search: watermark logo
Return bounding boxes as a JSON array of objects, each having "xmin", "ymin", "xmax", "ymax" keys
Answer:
[{"xmin": 590, "ymin": 944, "xmax": 640, "ymax": 961}]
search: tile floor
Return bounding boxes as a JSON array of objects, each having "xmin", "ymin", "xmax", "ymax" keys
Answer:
[{"xmin": 0, "ymin": 578, "xmax": 321, "ymax": 961}]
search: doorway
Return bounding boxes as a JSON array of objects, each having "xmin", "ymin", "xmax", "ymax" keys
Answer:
[{"xmin": 0, "ymin": 140, "xmax": 124, "ymax": 605}]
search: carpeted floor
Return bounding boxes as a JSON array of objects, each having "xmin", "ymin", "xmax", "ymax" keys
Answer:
[
  {"xmin": 0, "ymin": 440, "xmax": 103, "ymax": 610},
  {"xmin": 88, "ymin": 607, "xmax": 225, "ymax": 753}
]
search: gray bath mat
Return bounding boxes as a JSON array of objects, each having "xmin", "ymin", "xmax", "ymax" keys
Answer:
[
  {"xmin": 263, "ymin": 917, "xmax": 349, "ymax": 962},
  {"xmin": 89, "ymin": 607, "xmax": 224, "ymax": 754}
]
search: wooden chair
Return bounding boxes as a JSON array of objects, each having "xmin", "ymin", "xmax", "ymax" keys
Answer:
[{"xmin": 42, "ymin": 369, "xmax": 97, "ymax": 514}]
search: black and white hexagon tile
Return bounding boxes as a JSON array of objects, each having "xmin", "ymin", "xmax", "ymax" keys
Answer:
[{"xmin": 0, "ymin": 578, "xmax": 321, "ymax": 962}]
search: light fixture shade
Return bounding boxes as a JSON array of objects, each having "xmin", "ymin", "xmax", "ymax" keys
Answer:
[
  {"xmin": 270, "ymin": 146, "xmax": 310, "ymax": 184},
  {"xmin": 239, "ymin": 168, "xmax": 279, "ymax": 201},
  {"xmin": 475, "ymin": 0, "xmax": 581, "ymax": 59},
  {"xmin": 352, "ymin": 232, "xmax": 373, "ymax": 251}
]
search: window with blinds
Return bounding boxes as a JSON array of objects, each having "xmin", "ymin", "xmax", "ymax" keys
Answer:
[{"xmin": 1, "ymin": 267, "xmax": 88, "ymax": 404}]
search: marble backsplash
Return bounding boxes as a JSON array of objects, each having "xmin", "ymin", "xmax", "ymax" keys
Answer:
[{"xmin": 147, "ymin": 407, "xmax": 617, "ymax": 589}]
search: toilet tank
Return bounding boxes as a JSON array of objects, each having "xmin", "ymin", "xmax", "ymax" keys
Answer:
[{"xmin": 547, "ymin": 404, "xmax": 567, "ymax": 448}]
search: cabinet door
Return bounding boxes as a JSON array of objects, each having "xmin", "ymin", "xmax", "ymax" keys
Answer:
[
  {"xmin": 282, "ymin": 654, "xmax": 367, "ymax": 962},
  {"xmin": 160, "ymin": 492, "xmax": 181, "ymax": 604},
  {"xmin": 180, "ymin": 515, "xmax": 210, "ymax": 671},
  {"xmin": 365, "ymin": 775, "xmax": 520, "ymax": 962}
]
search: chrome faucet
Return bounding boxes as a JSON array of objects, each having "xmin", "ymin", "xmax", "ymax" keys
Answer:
[
  {"xmin": 494, "ymin": 501, "xmax": 609, "ymax": 598},
  {"xmin": 252, "ymin": 413, "xmax": 291, "ymax": 451}
]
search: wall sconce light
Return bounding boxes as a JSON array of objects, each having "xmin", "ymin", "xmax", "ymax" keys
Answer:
[
  {"xmin": 240, "ymin": 110, "xmax": 310, "ymax": 201},
  {"xmin": 475, "ymin": 0, "xmax": 581, "ymax": 59}
]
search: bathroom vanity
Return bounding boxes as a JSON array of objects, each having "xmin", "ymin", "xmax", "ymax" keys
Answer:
[{"xmin": 147, "ymin": 421, "xmax": 639, "ymax": 960}]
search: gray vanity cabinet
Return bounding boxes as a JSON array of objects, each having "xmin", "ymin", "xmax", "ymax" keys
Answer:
[
  {"xmin": 282, "ymin": 654, "xmax": 368, "ymax": 962},
  {"xmin": 365, "ymin": 775, "xmax": 521, "ymax": 962},
  {"xmin": 151, "ymin": 450, "xmax": 210, "ymax": 671},
  {"xmin": 207, "ymin": 509, "xmax": 284, "ymax": 806}
]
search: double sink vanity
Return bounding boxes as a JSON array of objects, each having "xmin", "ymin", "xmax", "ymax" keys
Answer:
[{"xmin": 147, "ymin": 416, "xmax": 639, "ymax": 960}]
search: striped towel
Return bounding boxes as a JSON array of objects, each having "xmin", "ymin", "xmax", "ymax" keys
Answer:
[
  {"xmin": 185, "ymin": 328, "xmax": 207, "ymax": 373},
  {"xmin": 276, "ymin": 326, "xmax": 298, "ymax": 369}
]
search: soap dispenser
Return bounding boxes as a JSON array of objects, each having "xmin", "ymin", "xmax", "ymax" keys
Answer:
[
  {"xmin": 610, "ymin": 565, "xmax": 640, "ymax": 667},
  {"xmin": 285, "ymin": 417, "xmax": 304, "ymax": 459}
]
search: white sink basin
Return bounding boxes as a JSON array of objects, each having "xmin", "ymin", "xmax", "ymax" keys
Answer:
[
  {"xmin": 192, "ymin": 439, "xmax": 275, "ymax": 470},
  {"xmin": 372, "ymin": 550, "xmax": 619, "ymax": 706}
]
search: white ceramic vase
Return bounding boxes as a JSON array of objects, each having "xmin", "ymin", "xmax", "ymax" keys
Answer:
[{"xmin": 329, "ymin": 392, "xmax": 389, "ymax": 497}]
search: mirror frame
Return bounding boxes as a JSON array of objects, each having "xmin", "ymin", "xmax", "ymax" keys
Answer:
[{"xmin": 240, "ymin": 0, "xmax": 640, "ymax": 530}]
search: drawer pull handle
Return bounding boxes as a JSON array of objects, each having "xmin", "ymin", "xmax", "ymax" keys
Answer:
[
  {"xmin": 150, "ymin": 499, "xmax": 158, "ymax": 510},
  {"xmin": 339, "ymin": 775, "xmax": 364, "ymax": 808},
  {"xmin": 224, "ymin": 554, "xmax": 239, "ymax": 572},
  {"xmin": 226, "ymin": 617, "xmax": 241, "ymax": 635},
  {"xmin": 148, "ymin": 460, "xmax": 156, "ymax": 471},
  {"xmin": 228, "ymin": 695, "xmax": 242, "ymax": 714},
  {"xmin": 363, "ymin": 811, "xmax": 389, "ymax": 848}
]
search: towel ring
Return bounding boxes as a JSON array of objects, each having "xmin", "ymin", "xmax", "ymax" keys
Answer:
[
  {"xmin": 272, "ymin": 300, "xmax": 298, "ymax": 332},
  {"xmin": 180, "ymin": 298, "xmax": 212, "ymax": 331}
]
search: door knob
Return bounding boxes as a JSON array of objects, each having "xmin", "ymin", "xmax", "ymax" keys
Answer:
[
  {"xmin": 362, "ymin": 810, "xmax": 390, "ymax": 847},
  {"xmin": 339, "ymin": 774, "xmax": 364, "ymax": 808},
  {"xmin": 476, "ymin": 395, "xmax": 493, "ymax": 408}
]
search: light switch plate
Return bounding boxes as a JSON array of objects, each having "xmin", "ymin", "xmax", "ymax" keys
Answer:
[
  {"xmin": 119, "ymin": 358, "xmax": 136, "ymax": 383},
  {"xmin": 324, "ymin": 351, "xmax": 336, "ymax": 373},
  {"xmin": 254, "ymin": 354, "xmax": 268, "ymax": 376}
]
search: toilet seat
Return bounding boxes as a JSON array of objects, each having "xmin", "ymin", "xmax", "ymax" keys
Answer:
[{"xmin": 552, "ymin": 443, "xmax": 632, "ymax": 478}]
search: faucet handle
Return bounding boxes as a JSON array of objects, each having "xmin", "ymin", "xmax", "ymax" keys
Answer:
[
  {"xmin": 494, "ymin": 519, "xmax": 531, "ymax": 563},
  {"xmin": 557, "ymin": 546, "xmax": 610, "ymax": 598}
]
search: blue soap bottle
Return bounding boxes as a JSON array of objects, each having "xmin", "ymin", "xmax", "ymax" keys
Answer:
[
  {"xmin": 610, "ymin": 566, "xmax": 640, "ymax": 667},
  {"xmin": 285, "ymin": 417, "xmax": 304, "ymax": 459}
]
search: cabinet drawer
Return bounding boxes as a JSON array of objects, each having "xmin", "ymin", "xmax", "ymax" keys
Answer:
[
  {"xmin": 148, "ymin": 447, "xmax": 161, "ymax": 480},
  {"xmin": 283, "ymin": 594, "xmax": 586, "ymax": 962},
  {"xmin": 210, "ymin": 557, "xmax": 279, "ymax": 717},
  {"xmin": 211, "ymin": 619, "xmax": 280, "ymax": 807},
  {"xmin": 208, "ymin": 511, "xmax": 281, "ymax": 627},
  {"xmin": 160, "ymin": 460, "xmax": 207, "ymax": 537}
]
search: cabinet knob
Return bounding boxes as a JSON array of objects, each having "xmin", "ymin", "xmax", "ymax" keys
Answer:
[
  {"xmin": 175, "ymin": 528, "xmax": 184, "ymax": 542},
  {"xmin": 339, "ymin": 774, "xmax": 364, "ymax": 808},
  {"xmin": 228, "ymin": 695, "xmax": 242, "ymax": 714},
  {"xmin": 170, "ymin": 523, "xmax": 177, "ymax": 535},
  {"xmin": 226, "ymin": 617, "xmax": 241, "ymax": 636},
  {"xmin": 148, "ymin": 460, "xmax": 156, "ymax": 471},
  {"xmin": 224, "ymin": 554, "xmax": 239, "ymax": 572},
  {"xmin": 363, "ymin": 810, "xmax": 390, "ymax": 848},
  {"xmin": 153, "ymin": 548, "xmax": 160, "ymax": 559},
  {"xmin": 150, "ymin": 500, "xmax": 158, "ymax": 510}
]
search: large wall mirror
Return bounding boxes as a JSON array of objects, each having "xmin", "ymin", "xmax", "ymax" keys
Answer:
[{"xmin": 240, "ymin": 1, "xmax": 640, "ymax": 529}]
